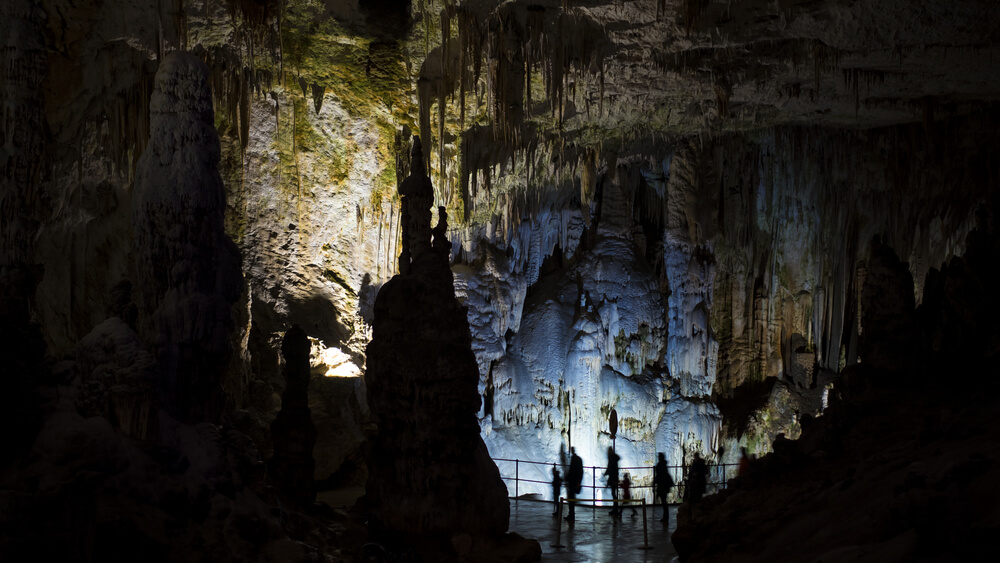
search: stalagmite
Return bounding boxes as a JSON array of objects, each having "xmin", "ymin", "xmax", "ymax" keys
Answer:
[
  {"xmin": 268, "ymin": 325, "xmax": 318, "ymax": 504},
  {"xmin": 365, "ymin": 135, "xmax": 525, "ymax": 556},
  {"xmin": 132, "ymin": 51, "xmax": 243, "ymax": 424}
]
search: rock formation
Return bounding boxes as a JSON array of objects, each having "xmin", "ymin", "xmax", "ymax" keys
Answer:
[
  {"xmin": 268, "ymin": 325, "xmax": 318, "ymax": 505},
  {"xmin": 671, "ymin": 208, "xmax": 1000, "ymax": 562},
  {"xmin": 0, "ymin": 0, "xmax": 46, "ymax": 468},
  {"xmin": 74, "ymin": 317, "xmax": 158, "ymax": 439},
  {"xmin": 132, "ymin": 51, "xmax": 243, "ymax": 425},
  {"xmin": 858, "ymin": 236, "xmax": 918, "ymax": 375},
  {"xmin": 2, "ymin": 0, "xmax": 999, "ymax": 560},
  {"xmin": 365, "ymin": 137, "xmax": 517, "ymax": 554}
]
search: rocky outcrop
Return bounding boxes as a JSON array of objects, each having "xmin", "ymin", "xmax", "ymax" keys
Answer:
[
  {"xmin": 671, "ymin": 208, "xmax": 1000, "ymax": 562},
  {"xmin": 74, "ymin": 318, "xmax": 157, "ymax": 439},
  {"xmin": 0, "ymin": 0, "xmax": 47, "ymax": 468},
  {"xmin": 858, "ymin": 237, "xmax": 917, "ymax": 375},
  {"xmin": 0, "ymin": 388, "xmax": 322, "ymax": 562},
  {"xmin": 132, "ymin": 51, "xmax": 243, "ymax": 425},
  {"xmin": 365, "ymin": 138, "xmax": 517, "ymax": 554},
  {"xmin": 1, "ymin": 0, "xmax": 45, "ymax": 261},
  {"xmin": 268, "ymin": 325, "xmax": 318, "ymax": 505}
]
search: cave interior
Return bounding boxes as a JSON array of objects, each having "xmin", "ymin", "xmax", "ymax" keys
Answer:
[{"xmin": 2, "ymin": 0, "xmax": 1000, "ymax": 561}]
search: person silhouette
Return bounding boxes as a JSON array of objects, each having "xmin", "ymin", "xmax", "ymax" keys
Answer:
[
  {"xmin": 688, "ymin": 452, "xmax": 708, "ymax": 504},
  {"xmin": 551, "ymin": 464, "xmax": 563, "ymax": 516},
  {"xmin": 604, "ymin": 446, "xmax": 621, "ymax": 519},
  {"xmin": 738, "ymin": 446, "xmax": 752, "ymax": 476},
  {"xmin": 621, "ymin": 472, "xmax": 637, "ymax": 517},
  {"xmin": 653, "ymin": 452, "xmax": 674, "ymax": 523},
  {"xmin": 566, "ymin": 448, "xmax": 583, "ymax": 522}
]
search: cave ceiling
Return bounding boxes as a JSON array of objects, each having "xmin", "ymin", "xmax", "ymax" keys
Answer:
[
  {"xmin": 404, "ymin": 0, "xmax": 1000, "ymax": 156},
  {"xmin": 32, "ymin": 0, "xmax": 1000, "ymax": 181}
]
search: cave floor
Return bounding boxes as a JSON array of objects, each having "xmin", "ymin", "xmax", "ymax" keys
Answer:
[{"xmin": 508, "ymin": 499, "xmax": 679, "ymax": 562}]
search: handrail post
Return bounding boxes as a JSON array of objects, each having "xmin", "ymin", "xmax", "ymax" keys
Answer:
[
  {"xmin": 515, "ymin": 459, "xmax": 519, "ymax": 498},
  {"xmin": 552, "ymin": 497, "xmax": 566, "ymax": 548},
  {"xmin": 639, "ymin": 500, "xmax": 651, "ymax": 549},
  {"xmin": 591, "ymin": 467, "xmax": 596, "ymax": 513}
]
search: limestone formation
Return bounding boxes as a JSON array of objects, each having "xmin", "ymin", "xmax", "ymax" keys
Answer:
[
  {"xmin": 365, "ymin": 138, "xmax": 512, "ymax": 550},
  {"xmin": 672, "ymin": 214, "xmax": 1000, "ymax": 563},
  {"xmin": 132, "ymin": 51, "xmax": 243, "ymax": 425},
  {"xmin": 268, "ymin": 325, "xmax": 318, "ymax": 505},
  {"xmin": 3, "ymin": 1, "xmax": 1000, "ymax": 560},
  {"xmin": 0, "ymin": 0, "xmax": 46, "ymax": 467},
  {"xmin": 75, "ymin": 318, "xmax": 158, "ymax": 439},
  {"xmin": 1, "ymin": 0, "xmax": 45, "ymax": 262},
  {"xmin": 397, "ymin": 136, "xmax": 438, "ymax": 275},
  {"xmin": 858, "ymin": 237, "xmax": 917, "ymax": 375}
]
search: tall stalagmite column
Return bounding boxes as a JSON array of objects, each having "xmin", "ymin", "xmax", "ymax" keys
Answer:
[
  {"xmin": 269, "ymin": 325, "xmax": 317, "ymax": 505},
  {"xmin": 366, "ymin": 137, "xmax": 510, "ymax": 548},
  {"xmin": 132, "ymin": 51, "xmax": 243, "ymax": 424}
]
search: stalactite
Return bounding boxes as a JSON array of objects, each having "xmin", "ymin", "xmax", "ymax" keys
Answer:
[
  {"xmin": 311, "ymin": 82, "xmax": 325, "ymax": 113},
  {"xmin": 418, "ymin": 77, "xmax": 433, "ymax": 172},
  {"xmin": 199, "ymin": 45, "xmax": 273, "ymax": 152},
  {"xmin": 439, "ymin": 84, "xmax": 447, "ymax": 201},
  {"xmin": 98, "ymin": 63, "xmax": 156, "ymax": 176},
  {"xmin": 441, "ymin": 8, "xmax": 451, "ymax": 96}
]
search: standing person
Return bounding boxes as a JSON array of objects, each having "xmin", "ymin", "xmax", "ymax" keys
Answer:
[
  {"xmin": 688, "ymin": 452, "xmax": 708, "ymax": 504},
  {"xmin": 551, "ymin": 464, "xmax": 563, "ymax": 516},
  {"xmin": 604, "ymin": 447, "xmax": 621, "ymax": 520},
  {"xmin": 620, "ymin": 472, "xmax": 637, "ymax": 517},
  {"xmin": 738, "ymin": 447, "xmax": 752, "ymax": 476},
  {"xmin": 566, "ymin": 448, "xmax": 583, "ymax": 522},
  {"xmin": 653, "ymin": 452, "xmax": 674, "ymax": 523}
]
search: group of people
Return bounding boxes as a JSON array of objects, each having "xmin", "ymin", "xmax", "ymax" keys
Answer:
[
  {"xmin": 548, "ymin": 447, "xmax": 757, "ymax": 527},
  {"xmin": 550, "ymin": 447, "xmax": 695, "ymax": 525}
]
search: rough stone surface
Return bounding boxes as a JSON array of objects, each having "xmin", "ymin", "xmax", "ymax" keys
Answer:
[
  {"xmin": 12, "ymin": 1, "xmax": 1000, "ymax": 486},
  {"xmin": 0, "ymin": 0, "xmax": 47, "ymax": 468},
  {"xmin": 467, "ymin": 118, "xmax": 999, "ymax": 479},
  {"xmin": 3, "ymin": 1, "xmax": 1000, "ymax": 560},
  {"xmin": 74, "ymin": 317, "xmax": 158, "ymax": 439},
  {"xmin": 132, "ymin": 51, "xmax": 243, "ymax": 424},
  {"xmin": 671, "ymin": 212, "xmax": 1000, "ymax": 562}
]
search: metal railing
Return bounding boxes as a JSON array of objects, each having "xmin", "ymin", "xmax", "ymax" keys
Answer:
[{"xmin": 492, "ymin": 457, "xmax": 739, "ymax": 505}]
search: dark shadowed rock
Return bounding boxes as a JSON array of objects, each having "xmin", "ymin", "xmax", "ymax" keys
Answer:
[
  {"xmin": 365, "ymin": 137, "xmax": 525, "ymax": 557},
  {"xmin": 672, "ymin": 219, "xmax": 1000, "ymax": 563},
  {"xmin": 131, "ymin": 50, "xmax": 243, "ymax": 424},
  {"xmin": 858, "ymin": 236, "xmax": 917, "ymax": 375},
  {"xmin": 75, "ymin": 317, "xmax": 157, "ymax": 439},
  {"xmin": 269, "ymin": 325, "xmax": 318, "ymax": 505}
]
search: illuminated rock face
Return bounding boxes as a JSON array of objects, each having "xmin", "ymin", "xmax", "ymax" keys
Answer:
[
  {"xmin": 459, "ymin": 165, "xmax": 722, "ymax": 496},
  {"xmin": 458, "ymin": 122, "xmax": 998, "ymax": 492}
]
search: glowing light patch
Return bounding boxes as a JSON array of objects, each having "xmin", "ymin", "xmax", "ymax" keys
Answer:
[{"xmin": 309, "ymin": 338, "xmax": 362, "ymax": 378}]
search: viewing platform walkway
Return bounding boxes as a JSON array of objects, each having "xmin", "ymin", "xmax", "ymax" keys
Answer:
[{"xmin": 508, "ymin": 497, "xmax": 679, "ymax": 562}]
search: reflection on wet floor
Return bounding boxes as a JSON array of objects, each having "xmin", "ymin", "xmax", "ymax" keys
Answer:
[{"xmin": 508, "ymin": 499, "xmax": 680, "ymax": 562}]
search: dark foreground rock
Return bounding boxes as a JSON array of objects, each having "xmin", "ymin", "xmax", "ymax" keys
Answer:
[
  {"xmin": 673, "ymin": 213, "xmax": 1000, "ymax": 562},
  {"xmin": 365, "ymin": 137, "xmax": 539, "ymax": 561}
]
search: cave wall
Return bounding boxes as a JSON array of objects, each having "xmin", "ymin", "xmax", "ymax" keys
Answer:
[
  {"xmin": 459, "ymin": 116, "xmax": 997, "ymax": 495},
  {"xmin": 12, "ymin": 0, "xmax": 412, "ymax": 482},
  {"xmin": 5, "ymin": 0, "xmax": 998, "ymax": 492}
]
